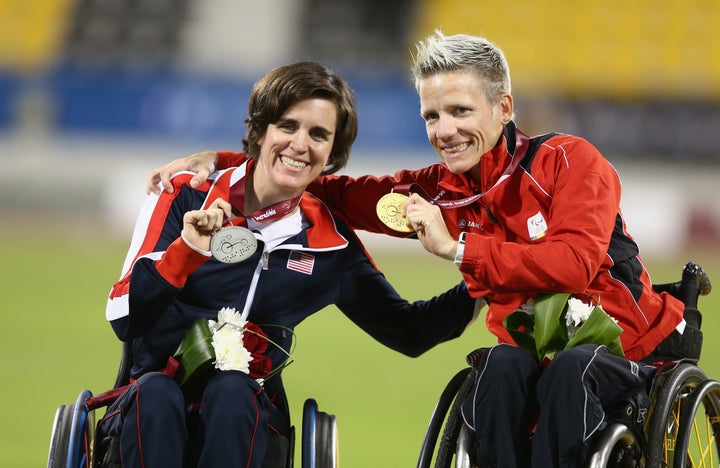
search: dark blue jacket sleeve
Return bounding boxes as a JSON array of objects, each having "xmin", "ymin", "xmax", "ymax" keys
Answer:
[
  {"xmin": 335, "ymin": 230, "xmax": 477, "ymax": 357},
  {"xmin": 338, "ymin": 276, "xmax": 476, "ymax": 357}
]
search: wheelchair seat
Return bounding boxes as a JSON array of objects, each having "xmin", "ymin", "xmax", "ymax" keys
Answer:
[{"xmin": 47, "ymin": 341, "xmax": 339, "ymax": 468}]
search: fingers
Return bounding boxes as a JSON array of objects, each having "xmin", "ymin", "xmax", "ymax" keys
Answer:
[
  {"xmin": 403, "ymin": 193, "xmax": 433, "ymax": 227},
  {"xmin": 161, "ymin": 163, "xmax": 179, "ymax": 192},
  {"xmin": 145, "ymin": 167, "xmax": 163, "ymax": 195},
  {"xmin": 181, "ymin": 197, "xmax": 233, "ymax": 251},
  {"xmin": 208, "ymin": 198, "xmax": 233, "ymax": 219},
  {"xmin": 145, "ymin": 158, "xmax": 183, "ymax": 195},
  {"xmin": 410, "ymin": 219, "xmax": 425, "ymax": 234},
  {"xmin": 402, "ymin": 196, "xmax": 457, "ymax": 260},
  {"xmin": 145, "ymin": 151, "xmax": 219, "ymax": 194},
  {"xmin": 187, "ymin": 199, "xmax": 233, "ymax": 231},
  {"xmin": 401, "ymin": 193, "xmax": 425, "ymax": 216},
  {"xmin": 184, "ymin": 207, "xmax": 225, "ymax": 233},
  {"xmin": 189, "ymin": 164, "xmax": 212, "ymax": 188},
  {"xmin": 189, "ymin": 151, "xmax": 218, "ymax": 188}
]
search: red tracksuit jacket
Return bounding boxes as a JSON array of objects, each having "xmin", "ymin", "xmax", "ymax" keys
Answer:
[{"xmin": 217, "ymin": 123, "xmax": 683, "ymax": 360}]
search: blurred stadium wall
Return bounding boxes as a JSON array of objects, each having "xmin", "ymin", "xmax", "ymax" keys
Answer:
[{"xmin": 0, "ymin": 0, "xmax": 718, "ymax": 257}]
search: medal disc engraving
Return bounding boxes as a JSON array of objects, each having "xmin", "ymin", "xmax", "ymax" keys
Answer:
[
  {"xmin": 210, "ymin": 226, "xmax": 258, "ymax": 263},
  {"xmin": 376, "ymin": 192, "xmax": 413, "ymax": 232}
]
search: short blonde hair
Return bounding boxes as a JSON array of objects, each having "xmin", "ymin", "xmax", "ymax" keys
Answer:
[{"xmin": 411, "ymin": 30, "xmax": 512, "ymax": 107}]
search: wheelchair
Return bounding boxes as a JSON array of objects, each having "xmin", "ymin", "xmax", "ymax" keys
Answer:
[
  {"xmin": 47, "ymin": 341, "xmax": 339, "ymax": 468},
  {"xmin": 418, "ymin": 261, "xmax": 719, "ymax": 468}
]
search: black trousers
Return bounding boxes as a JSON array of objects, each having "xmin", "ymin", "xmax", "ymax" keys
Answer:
[
  {"xmin": 460, "ymin": 344, "xmax": 656, "ymax": 467},
  {"xmin": 103, "ymin": 370, "xmax": 282, "ymax": 467}
]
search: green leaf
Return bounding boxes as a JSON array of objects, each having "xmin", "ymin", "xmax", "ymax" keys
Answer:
[
  {"xmin": 174, "ymin": 319, "xmax": 215, "ymax": 386},
  {"xmin": 503, "ymin": 310, "xmax": 538, "ymax": 360},
  {"xmin": 533, "ymin": 293, "xmax": 570, "ymax": 360},
  {"xmin": 565, "ymin": 306, "xmax": 624, "ymax": 357}
]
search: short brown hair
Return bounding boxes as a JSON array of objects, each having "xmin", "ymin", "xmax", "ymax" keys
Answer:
[{"xmin": 243, "ymin": 61, "xmax": 358, "ymax": 175}]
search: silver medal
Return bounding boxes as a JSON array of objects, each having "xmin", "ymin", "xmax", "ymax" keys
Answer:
[{"xmin": 210, "ymin": 226, "xmax": 258, "ymax": 263}]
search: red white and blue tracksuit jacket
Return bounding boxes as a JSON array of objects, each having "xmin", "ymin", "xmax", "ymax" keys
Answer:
[
  {"xmin": 217, "ymin": 123, "xmax": 683, "ymax": 361},
  {"xmin": 106, "ymin": 159, "xmax": 478, "ymax": 379}
]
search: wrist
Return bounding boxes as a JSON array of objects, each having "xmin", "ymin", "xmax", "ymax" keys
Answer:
[{"xmin": 181, "ymin": 230, "xmax": 212, "ymax": 255}]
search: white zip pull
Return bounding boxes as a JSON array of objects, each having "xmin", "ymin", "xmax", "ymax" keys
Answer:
[{"xmin": 262, "ymin": 251, "xmax": 269, "ymax": 270}]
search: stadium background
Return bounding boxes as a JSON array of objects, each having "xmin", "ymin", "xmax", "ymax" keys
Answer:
[{"xmin": 1, "ymin": 0, "xmax": 719, "ymax": 466}]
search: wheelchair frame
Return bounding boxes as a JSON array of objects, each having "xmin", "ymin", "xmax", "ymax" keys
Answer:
[
  {"xmin": 417, "ymin": 262, "xmax": 720, "ymax": 468},
  {"xmin": 47, "ymin": 341, "xmax": 339, "ymax": 468}
]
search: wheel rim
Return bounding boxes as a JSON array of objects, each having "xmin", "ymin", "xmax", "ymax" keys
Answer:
[
  {"xmin": 673, "ymin": 379, "xmax": 720, "ymax": 468},
  {"xmin": 646, "ymin": 363, "xmax": 707, "ymax": 467},
  {"xmin": 47, "ymin": 404, "xmax": 73, "ymax": 468}
]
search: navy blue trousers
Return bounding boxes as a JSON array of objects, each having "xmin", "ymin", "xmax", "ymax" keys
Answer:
[
  {"xmin": 460, "ymin": 344, "xmax": 656, "ymax": 467},
  {"xmin": 117, "ymin": 370, "xmax": 281, "ymax": 467}
]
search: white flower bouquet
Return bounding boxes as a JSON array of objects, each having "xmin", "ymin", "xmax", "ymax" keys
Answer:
[
  {"xmin": 174, "ymin": 307, "xmax": 290, "ymax": 394},
  {"xmin": 503, "ymin": 293, "xmax": 624, "ymax": 363}
]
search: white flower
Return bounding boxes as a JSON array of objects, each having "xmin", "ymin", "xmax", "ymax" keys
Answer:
[
  {"xmin": 210, "ymin": 307, "xmax": 247, "ymax": 332},
  {"xmin": 565, "ymin": 297, "xmax": 594, "ymax": 328},
  {"xmin": 519, "ymin": 298, "xmax": 535, "ymax": 315},
  {"xmin": 209, "ymin": 307, "xmax": 253, "ymax": 373}
]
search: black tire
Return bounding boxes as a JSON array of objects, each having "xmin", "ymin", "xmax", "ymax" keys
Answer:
[
  {"xmin": 645, "ymin": 363, "xmax": 707, "ymax": 467},
  {"xmin": 302, "ymin": 399, "xmax": 338, "ymax": 468},
  {"xmin": 416, "ymin": 367, "xmax": 475, "ymax": 468},
  {"xmin": 48, "ymin": 403, "xmax": 74, "ymax": 468},
  {"xmin": 673, "ymin": 378, "xmax": 720, "ymax": 468},
  {"xmin": 434, "ymin": 368, "xmax": 477, "ymax": 468}
]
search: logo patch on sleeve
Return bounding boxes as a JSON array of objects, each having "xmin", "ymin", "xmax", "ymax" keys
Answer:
[{"xmin": 527, "ymin": 212, "xmax": 548, "ymax": 240}]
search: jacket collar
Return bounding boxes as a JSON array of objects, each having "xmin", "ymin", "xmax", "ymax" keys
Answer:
[
  {"xmin": 437, "ymin": 121, "xmax": 519, "ymax": 195},
  {"xmin": 203, "ymin": 156, "xmax": 348, "ymax": 249}
]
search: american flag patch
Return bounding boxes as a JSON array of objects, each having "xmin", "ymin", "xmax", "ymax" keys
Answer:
[{"xmin": 287, "ymin": 251, "xmax": 315, "ymax": 275}]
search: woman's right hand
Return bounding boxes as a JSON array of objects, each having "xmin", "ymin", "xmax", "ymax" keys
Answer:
[
  {"xmin": 182, "ymin": 198, "xmax": 233, "ymax": 251},
  {"xmin": 146, "ymin": 151, "xmax": 219, "ymax": 195}
]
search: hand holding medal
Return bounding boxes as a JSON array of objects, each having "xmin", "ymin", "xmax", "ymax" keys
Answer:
[
  {"xmin": 182, "ymin": 198, "xmax": 258, "ymax": 263},
  {"xmin": 208, "ymin": 188, "xmax": 302, "ymax": 264},
  {"xmin": 207, "ymin": 198, "xmax": 258, "ymax": 264},
  {"xmin": 379, "ymin": 187, "xmax": 460, "ymax": 261}
]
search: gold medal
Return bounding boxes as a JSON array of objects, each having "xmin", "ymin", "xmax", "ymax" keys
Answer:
[{"xmin": 376, "ymin": 192, "xmax": 413, "ymax": 232}]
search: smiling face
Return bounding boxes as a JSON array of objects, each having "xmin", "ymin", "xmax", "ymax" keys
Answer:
[
  {"xmin": 253, "ymin": 97, "xmax": 337, "ymax": 202},
  {"xmin": 418, "ymin": 70, "xmax": 513, "ymax": 182}
]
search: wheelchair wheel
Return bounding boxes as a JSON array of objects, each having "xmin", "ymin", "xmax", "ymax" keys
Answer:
[
  {"xmin": 47, "ymin": 390, "xmax": 95, "ymax": 468},
  {"xmin": 586, "ymin": 423, "xmax": 643, "ymax": 468},
  {"xmin": 48, "ymin": 404, "xmax": 74, "ymax": 468},
  {"xmin": 645, "ymin": 363, "xmax": 707, "ymax": 467},
  {"xmin": 417, "ymin": 367, "xmax": 475, "ymax": 468},
  {"xmin": 673, "ymin": 378, "xmax": 720, "ymax": 468},
  {"xmin": 301, "ymin": 398, "xmax": 338, "ymax": 468}
]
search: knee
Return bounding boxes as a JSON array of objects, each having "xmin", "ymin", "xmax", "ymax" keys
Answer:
[
  {"xmin": 204, "ymin": 371, "xmax": 258, "ymax": 395},
  {"xmin": 546, "ymin": 345, "xmax": 598, "ymax": 374},
  {"xmin": 135, "ymin": 372, "xmax": 184, "ymax": 410},
  {"xmin": 540, "ymin": 344, "xmax": 602, "ymax": 391},
  {"xmin": 484, "ymin": 344, "xmax": 539, "ymax": 379},
  {"xmin": 202, "ymin": 371, "xmax": 261, "ymax": 412}
]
